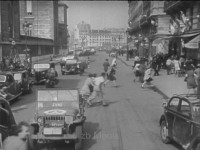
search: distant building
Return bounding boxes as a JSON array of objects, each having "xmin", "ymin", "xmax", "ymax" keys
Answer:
[{"xmin": 71, "ymin": 21, "xmax": 127, "ymax": 50}]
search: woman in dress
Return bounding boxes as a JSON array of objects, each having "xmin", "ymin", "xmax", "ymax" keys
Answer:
[{"xmin": 185, "ymin": 65, "xmax": 197, "ymax": 94}]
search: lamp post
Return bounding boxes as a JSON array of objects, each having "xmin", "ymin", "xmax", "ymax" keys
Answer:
[
  {"xmin": 126, "ymin": 30, "xmax": 129, "ymax": 61},
  {"xmin": 23, "ymin": 16, "xmax": 34, "ymax": 68}
]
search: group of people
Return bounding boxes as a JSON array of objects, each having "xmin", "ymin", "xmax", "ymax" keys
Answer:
[{"xmin": 80, "ymin": 57, "xmax": 117, "ymax": 107}]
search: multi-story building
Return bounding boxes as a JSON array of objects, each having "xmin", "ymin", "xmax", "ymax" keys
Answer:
[
  {"xmin": 58, "ymin": 2, "xmax": 69, "ymax": 55},
  {"xmin": 164, "ymin": 1, "xmax": 200, "ymax": 64},
  {"xmin": 128, "ymin": 1, "xmax": 171, "ymax": 58},
  {"xmin": 0, "ymin": 1, "xmax": 68, "ymax": 62},
  {"xmin": 72, "ymin": 22, "xmax": 126, "ymax": 50}
]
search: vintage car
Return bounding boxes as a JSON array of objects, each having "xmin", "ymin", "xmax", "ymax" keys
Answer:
[
  {"xmin": 60, "ymin": 55, "xmax": 86, "ymax": 75},
  {"xmin": 0, "ymin": 72, "xmax": 23, "ymax": 101},
  {"xmin": 31, "ymin": 63, "xmax": 50, "ymax": 84},
  {"xmin": 29, "ymin": 89, "xmax": 86, "ymax": 150},
  {"xmin": 0, "ymin": 97, "xmax": 16, "ymax": 149},
  {"xmin": 160, "ymin": 94, "xmax": 200, "ymax": 150},
  {"xmin": 12, "ymin": 70, "xmax": 32, "ymax": 94}
]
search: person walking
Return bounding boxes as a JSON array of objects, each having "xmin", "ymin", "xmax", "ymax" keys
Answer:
[
  {"xmin": 141, "ymin": 66, "xmax": 154, "ymax": 88},
  {"xmin": 87, "ymin": 72, "xmax": 107, "ymax": 106},
  {"xmin": 104, "ymin": 65, "xmax": 117, "ymax": 87},
  {"xmin": 133, "ymin": 63, "xmax": 140, "ymax": 82},
  {"xmin": 103, "ymin": 59, "xmax": 110, "ymax": 77},
  {"xmin": 184, "ymin": 65, "xmax": 197, "ymax": 94},
  {"xmin": 166, "ymin": 57, "xmax": 172, "ymax": 75},
  {"xmin": 3, "ymin": 121, "xmax": 30, "ymax": 150},
  {"xmin": 111, "ymin": 57, "xmax": 117, "ymax": 67},
  {"xmin": 174, "ymin": 57, "xmax": 181, "ymax": 76}
]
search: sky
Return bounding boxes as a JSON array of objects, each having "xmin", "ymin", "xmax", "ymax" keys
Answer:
[{"xmin": 63, "ymin": 1, "xmax": 129, "ymax": 32}]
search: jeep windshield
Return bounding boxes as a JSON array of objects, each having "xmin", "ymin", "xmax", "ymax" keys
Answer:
[
  {"xmin": 0, "ymin": 75, "xmax": 6, "ymax": 82},
  {"xmin": 37, "ymin": 90, "xmax": 78, "ymax": 102}
]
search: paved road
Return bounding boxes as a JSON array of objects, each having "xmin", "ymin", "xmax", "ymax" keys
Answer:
[{"xmin": 11, "ymin": 52, "xmax": 183, "ymax": 150}]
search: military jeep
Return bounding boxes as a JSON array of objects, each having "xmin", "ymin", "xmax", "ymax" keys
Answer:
[{"xmin": 29, "ymin": 89, "xmax": 86, "ymax": 150}]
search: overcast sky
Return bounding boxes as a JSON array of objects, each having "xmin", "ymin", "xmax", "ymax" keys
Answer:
[{"xmin": 64, "ymin": 1, "xmax": 129, "ymax": 32}]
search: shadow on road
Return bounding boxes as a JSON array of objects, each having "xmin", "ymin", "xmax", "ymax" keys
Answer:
[{"xmin": 82, "ymin": 122, "xmax": 99, "ymax": 150}]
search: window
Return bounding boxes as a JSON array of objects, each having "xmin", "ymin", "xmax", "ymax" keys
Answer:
[
  {"xmin": 168, "ymin": 97, "xmax": 180, "ymax": 111},
  {"xmin": 180, "ymin": 100, "xmax": 190, "ymax": 117}
]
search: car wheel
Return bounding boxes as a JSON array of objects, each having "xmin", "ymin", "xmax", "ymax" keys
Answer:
[
  {"xmin": 27, "ymin": 126, "xmax": 37, "ymax": 150},
  {"xmin": 195, "ymin": 143, "xmax": 200, "ymax": 150},
  {"xmin": 160, "ymin": 120, "xmax": 170, "ymax": 144},
  {"xmin": 74, "ymin": 125, "xmax": 82, "ymax": 150}
]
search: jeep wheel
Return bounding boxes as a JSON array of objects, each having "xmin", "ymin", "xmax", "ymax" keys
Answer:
[
  {"xmin": 160, "ymin": 120, "xmax": 170, "ymax": 144},
  {"xmin": 27, "ymin": 126, "xmax": 37, "ymax": 150},
  {"xmin": 74, "ymin": 125, "xmax": 82, "ymax": 150},
  {"xmin": 195, "ymin": 143, "xmax": 200, "ymax": 150}
]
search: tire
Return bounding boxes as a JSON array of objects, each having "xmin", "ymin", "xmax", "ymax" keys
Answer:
[
  {"xmin": 74, "ymin": 126, "xmax": 83, "ymax": 150},
  {"xmin": 160, "ymin": 120, "xmax": 170, "ymax": 144},
  {"xmin": 195, "ymin": 143, "xmax": 200, "ymax": 150},
  {"xmin": 27, "ymin": 126, "xmax": 37, "ymax": 150}
]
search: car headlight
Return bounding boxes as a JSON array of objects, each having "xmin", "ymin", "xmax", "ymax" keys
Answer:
[{"xmin": 65, "ymin": 116, "xmax": 73, "ymax": 124}]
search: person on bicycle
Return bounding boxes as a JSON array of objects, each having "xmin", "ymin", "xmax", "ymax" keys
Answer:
[{"xmin": 80, "ymin": 73, "xmax": 95, "ymax": 97}]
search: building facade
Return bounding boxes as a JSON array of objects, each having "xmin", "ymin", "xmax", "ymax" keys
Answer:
[
  {"xmin": 164, "ymin": 1, "xmax": 200, "ymax": 64},
  {"xmin": 72, "ymin": 21, "xmax": 126, "ymax": 50},
  {"xmin": 0, "ymin": 0, "xmax": 65, "ymax": 62}
]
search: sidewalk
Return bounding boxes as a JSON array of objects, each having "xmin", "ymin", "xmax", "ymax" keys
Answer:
[{"xmin": 118, "ymin": 55, "xmax": 188, "ymax": 99}]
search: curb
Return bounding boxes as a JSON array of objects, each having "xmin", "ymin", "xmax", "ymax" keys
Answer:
[{"xmin": 118, "ymin": 57, "xmax": 169, "ymax": 99}]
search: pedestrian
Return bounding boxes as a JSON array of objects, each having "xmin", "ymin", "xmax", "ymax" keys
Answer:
[
  {"xmin": 87, "ymin": 72, "xmax": 107, "ymax": 106},
  {"xmin": 3, "ymin": 121, "xmax": 30, "ymax": 150},
  {"xmin": 133, "ymin": 63, "xmax": 140, "ymax": 82},
  {"xmin": 104, "ymin": 65, "xmax": 117, "ymax": 87},
  {"xmin": 141, "ymin": 66, "xmax": 154, "ymax": 88},
  {"xmin": 134, "ymin": 55, "xmax": 140, "ymax": 66},
  {"xmin": 184, "ymin": 65, "xmax": 197, "ymax": 94},
  {"xmin": 194, "ymin": 64, "xmax": 200, "ymax": 98},
  {"xmin": 166, "ymin": 57, "xmax": 172, "ymax": 75},
  {"xmin": 80, "ymin": 73, "xmax": 95, "ymax": 97},
  {"xmin": 111, "ymin": 57, "xmax": 117, "ymax": 67},
  {"xmin": 103, "ymin": 59, "xmax": 110, "ymax": 76},
  {"xmin": 174, "ymin": 57, "xmax": 181, "ymax": 76}
]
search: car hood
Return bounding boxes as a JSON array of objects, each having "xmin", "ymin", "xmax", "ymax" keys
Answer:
[{"xmin": 37, "ymin": 107, "xmax": 79, "ymax": 116}]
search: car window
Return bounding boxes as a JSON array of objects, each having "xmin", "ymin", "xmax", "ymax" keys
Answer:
[
  {"xmin": 179, "ymin": 100, "xmax": 190, "ymax": 117},
  {"xmin": 6, "ymin": 75, "xmax": 14, "ymax": 83},
  {"xmin": 168, "ymin": 97, "xmax": 180, "ymax": 111}
]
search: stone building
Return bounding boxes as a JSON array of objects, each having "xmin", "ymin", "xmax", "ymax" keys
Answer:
[
  {"xmin": 164, "ymin": 1, "xmax": 200, "ymax": 64},
  {"xmin": 0, "ymin": 1, "xmax": 68, "ymax": 61},
  {"xmin": 127, "ymin": 1, "xmax": 170, "ymax": 58}
]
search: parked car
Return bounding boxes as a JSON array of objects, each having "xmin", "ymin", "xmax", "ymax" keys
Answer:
[
  {"xmin": 0, "ymin": 97, "xmax": 16, "ymax": 149},
  {"xmin": 160, "ymin": 94, "xmax": 200, "ymax": 150},
  {"xmin": 29, "ymin": 89, "xmax": 86, "ymax": 150},
  {"xmin": 110, "ymin": 52, "xmax": 116, "ymax": 57},
  {"xmin": 31, "ymin": 63, "xmax": 50, "ymax": 84},
  {"xmin": 12, "ymin": 70, "xmax": 32, "ymax": 94},
  {"xmin": 0, "ymin": 72, "xmax": 23, "ymax": 101}
]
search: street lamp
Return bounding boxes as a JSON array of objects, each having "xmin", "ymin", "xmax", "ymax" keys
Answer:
[
  {"xmin": 23, "ymin": 16, "xmax": 34, "ymax": 69},
  {"xmin": 126, "ymin": 29, "xmax": 130, "ymax": 61}
]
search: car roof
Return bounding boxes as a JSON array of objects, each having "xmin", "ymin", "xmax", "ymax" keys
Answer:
[{"xmin": 173, "ymin": 94, "xmax": 200, "ymax": 104}]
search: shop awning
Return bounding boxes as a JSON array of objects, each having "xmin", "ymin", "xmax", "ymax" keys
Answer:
[
  {"xmin": 184, "ymin": 34, "xmax": 200, "ymax": 49},
  {"xmin": 179, "ymin": 32, "xmax": 200, "ymax": 38}
]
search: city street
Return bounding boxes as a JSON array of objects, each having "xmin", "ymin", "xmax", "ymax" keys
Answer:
[{"xmin": 10, "ymin": 52, "xmax": 183, "ymax": 150}]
